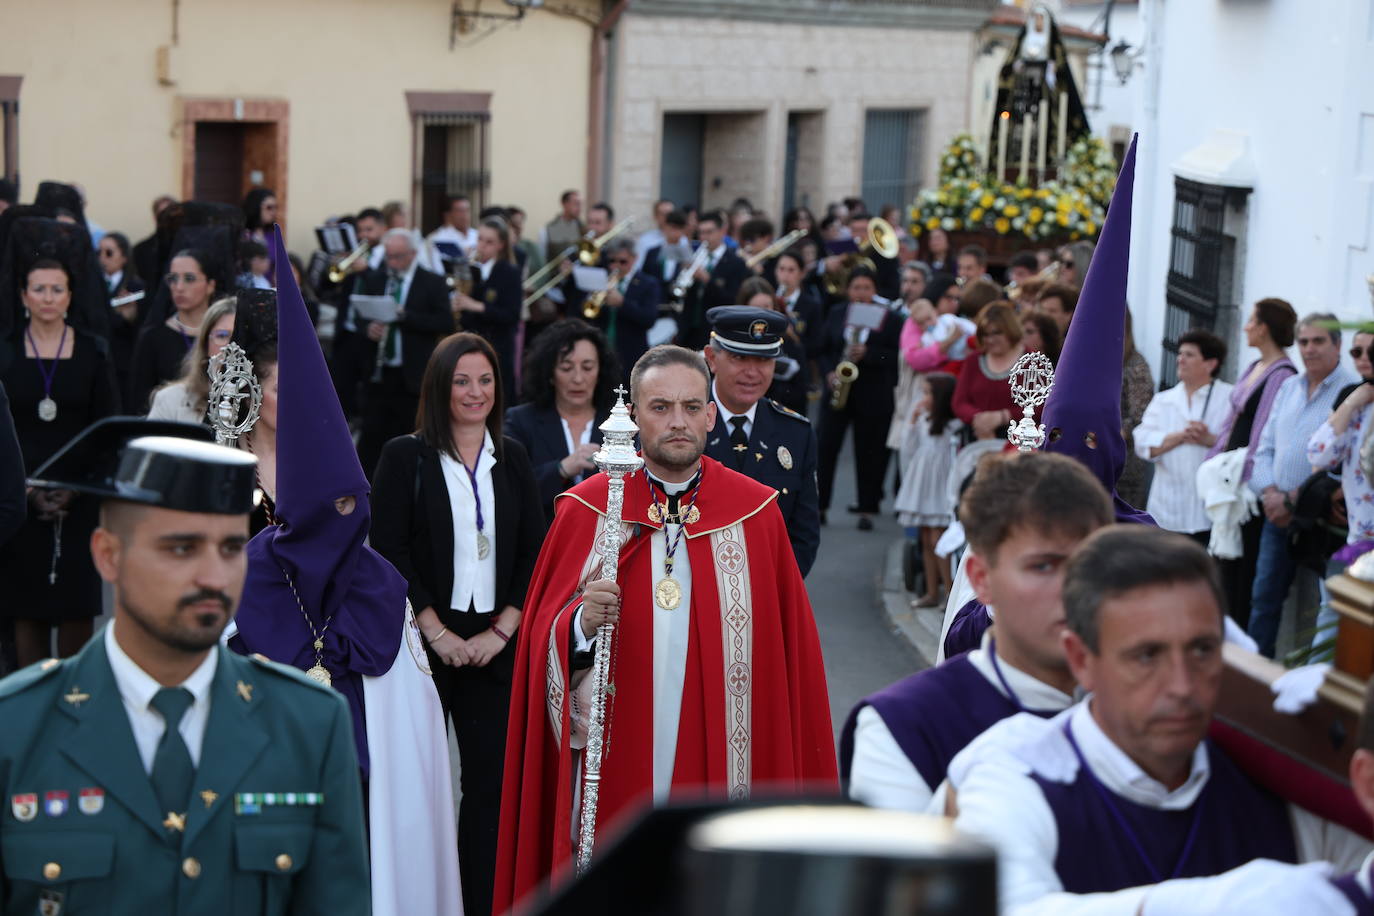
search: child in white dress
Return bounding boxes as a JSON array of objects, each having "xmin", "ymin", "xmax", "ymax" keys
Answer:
[{"xmin": 895, "ymin": 372, "xmax": 963, "ymax": 607}]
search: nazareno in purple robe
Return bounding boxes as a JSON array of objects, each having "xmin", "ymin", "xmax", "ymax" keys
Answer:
[{"xmin": 230, "ymin": 226, "xmax": 405, "ymax": 778}]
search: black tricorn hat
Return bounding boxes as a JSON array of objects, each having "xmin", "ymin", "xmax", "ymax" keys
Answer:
[{"xmin": 27, "ymin": 417, "xmax": 257, "ymax": 515}]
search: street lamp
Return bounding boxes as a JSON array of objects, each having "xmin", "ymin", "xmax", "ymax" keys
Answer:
[{"xmin": 1110, "ymin": 40, "xmax": 1135, "ymax": 84}]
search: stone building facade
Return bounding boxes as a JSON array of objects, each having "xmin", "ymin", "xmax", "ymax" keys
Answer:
[{"xmin": 598, "ymin": 0, "xmax": 996, "ymax": 225}]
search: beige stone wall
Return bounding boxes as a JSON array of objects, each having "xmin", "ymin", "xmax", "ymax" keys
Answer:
[
  {"xmin": 5, "ymin": 0, "xmax": 597, "ymax": 253},
  {"xmin": 610, "ymin": 12, "xmax": 975, "ymax": 227},
  {"xmin": 700, "ymin": 111, "xmax": 769, "ymax": 211}
]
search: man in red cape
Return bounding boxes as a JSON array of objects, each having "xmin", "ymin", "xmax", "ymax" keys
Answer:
[{"xmin": 493, "ymin": 345, "xmax": 838, "ymax": 914}]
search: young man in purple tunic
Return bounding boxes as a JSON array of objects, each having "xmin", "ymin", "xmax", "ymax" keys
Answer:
[
  {"xmin": 949, "ymin": 526, "xmax": 1369, "ymax": 914},
  {"xmin": 842, "ymin": 451, "xmax": 1112, "ymax": 811}
]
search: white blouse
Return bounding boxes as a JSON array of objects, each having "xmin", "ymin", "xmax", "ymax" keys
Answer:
[{"xmin": 438, "ymin": 430, "xmax": 498, "ymax": 613}]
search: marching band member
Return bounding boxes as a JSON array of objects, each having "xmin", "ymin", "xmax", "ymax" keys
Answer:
[
  {"xmin": 453, "ymin": 215, "xmax": 523, "ymax": 402},
  {"xmin": 679, "ymin": 209, "xmax": 748, "ymax": 350},
  {"xmin": 494, "ymin": 345, "xmax": 837, "ymax": 914},
  {"xmin": 539, "ymin": 189, "xmax": 584, "ymax": 264},
  {"xmin": 817, "ymin": 266, "xmax": 900, "ymax": 531},
  {"xmin": 586, "ymin": 237, "xmax": 659, "ymax": 384},
  {"xmin": 641, "ymin": 209, "xmax": 693, "ymax": 291},
  {"xmin": 427, "ymin": 193, "xmax": 478, "ymax": 263},
  {"xmin": 353, "ymin": 229, "xmax": 453, "ymax": 478}
]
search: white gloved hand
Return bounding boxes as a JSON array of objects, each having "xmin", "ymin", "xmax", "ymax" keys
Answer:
[
  {"xmin": 1222, "ymin": 616, "xmax": 1259, "ymax": 653},
  {"xmin": 934, "ymin": 521, "xmax": 965, "ymax": 558},
  {"xmin": 1141, "ymin": 859, "xmax": 1346, "ymax": 915},
  {"xmin": 1272, "ymin": 663, "xmax": 1333, "ymax": 715}
]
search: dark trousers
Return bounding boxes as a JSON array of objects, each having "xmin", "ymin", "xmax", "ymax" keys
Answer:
[
  {"xmin": 1218, "ymin": 515, "xmax": 1265, "ymax": 631},
  {"xmin": 817, "ymin": 403, "xmax": 892, "ymax": 513},
  {"xmin": 357, "ymin": 367, "xmax": 418, "ymax": 481},
  {"xmin": 427, "ymin": 607, "xmax": 515, "ymax": 916}
]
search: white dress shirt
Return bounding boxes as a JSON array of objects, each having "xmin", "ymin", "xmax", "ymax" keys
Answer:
[
  {"xmin": 949, "ymin": 701, "xmax": 1372, "ymax": 915},
  {"xmin": 573, "ymin": 471, "xmax": 694, "ymax": 801},
  {"xmin": 559, "ymin": 415, "xmax": 594, "ymax": 485},
  {"xmin": 1133, "ymin": 378, "xmax": 1233, "ymax": 533},
  {"xmin": 712, "ymin": 380, "xmax": 758, "ymax": 442},
  {"xmin": 848, "ymin": 630, "xmax": 1074, "ymax": 813},
  {"xmin": 438, "ymin": 430, "xmax": 498, "ymax": 613},
  {"xmin": 105, "ymin": 622, "xmax": 217, "ymax": 772},
  {"xmin": 427, "ymin": 224, "xmax": 479, "ymax": 257}
]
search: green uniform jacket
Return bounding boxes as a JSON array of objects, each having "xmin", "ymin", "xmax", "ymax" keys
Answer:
[{"xmin": 0, "ymin": 632, "xmax": 370, "ymax": 915}]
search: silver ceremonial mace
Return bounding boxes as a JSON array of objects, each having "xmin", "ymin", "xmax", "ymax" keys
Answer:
[
  {"xmin": 1006, "ymin": 350, "xmax": 1055, "ymax": 452},
  {"xmin": 575, "ymin": 385, "xmax": 644, "ymax": 875},
  {"xmin": 206, "ymin": 342, "xmax": 263, "ymax": 447}
]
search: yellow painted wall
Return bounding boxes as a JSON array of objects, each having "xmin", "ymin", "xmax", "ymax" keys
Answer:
[{"xmin": 4, "ymin": 0, "xmax": 597, "ymax": 253}]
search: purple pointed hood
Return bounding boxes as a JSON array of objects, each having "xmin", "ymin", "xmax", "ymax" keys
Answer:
[
  {"xmin": 233, "ymin": 226, "xmax": 405, "ymax": 776},
  {"xmin": 1043, "ymin": 135, "xmax": 1154, "ymax": 525}
]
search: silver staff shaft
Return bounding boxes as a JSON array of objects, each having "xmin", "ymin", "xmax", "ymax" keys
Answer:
[{"xmin": 575, "ymin": 386, "xmax": 643, "ymax": 874}]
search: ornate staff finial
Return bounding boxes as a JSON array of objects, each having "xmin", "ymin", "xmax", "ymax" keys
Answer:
[
  {"xmin": 207, "ymin": 342, "xmax": 263, "ymax": 447},
  {"xmin": 1006, "ymin": 350, "xmax": 1055, "ymax": 452}
]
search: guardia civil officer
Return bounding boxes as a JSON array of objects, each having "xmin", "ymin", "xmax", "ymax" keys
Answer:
[
  {"xmin": 0, "ymin": 418, "xmax": 368, "ymax": 915},
  {"xmin": 703, "ymin": 306, "xmax": 820, "ymax": 576}
]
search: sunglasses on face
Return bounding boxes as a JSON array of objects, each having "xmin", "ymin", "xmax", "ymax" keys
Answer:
[
  {"xmin": 165, "ymin": 272, "xmax": 202, "ymax": 286},
  {"xmin": 1061, "ymin": 260, "xmax": 1074, "ymax": 268}
]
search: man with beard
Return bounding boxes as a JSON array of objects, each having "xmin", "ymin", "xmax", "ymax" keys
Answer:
[
  {"xmin": 494, "ymin": 345, "xmax": 837, "ymax": 913},
  {"xmin": 0, "ymin": 420, "xmax": 368, "ymax": 915}
]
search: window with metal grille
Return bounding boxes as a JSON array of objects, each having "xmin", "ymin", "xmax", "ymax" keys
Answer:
[
  {"xmin": 407, "ymin": 92, "xmax": 491, "ymax": 234},
  {"xmin": 1159, "ymin": 177, "xmax": 1228, "ymax": 387},
  {"xmin": 1, "ymin": 75, "xmax": 21, "ymax": 187},
  {"xmin": 861, "ymin": 109, "xmax": 925, "ymax": 213}
]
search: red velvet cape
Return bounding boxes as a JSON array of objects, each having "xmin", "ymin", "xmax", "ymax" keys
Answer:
[{"xmin": 492, "ymin": 457, "xmax": 838, "ymax": 914}]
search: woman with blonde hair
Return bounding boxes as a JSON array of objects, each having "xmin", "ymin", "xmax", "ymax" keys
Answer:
[{"xmin": 145, "ymin": 295, "xmax": 237, "ymax": 424}]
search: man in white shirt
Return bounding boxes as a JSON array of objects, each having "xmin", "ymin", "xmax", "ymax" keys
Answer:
[
  {"xmin": 949, "ymin": 525, "xmax": 1370, "ymax": 915},
  {"xmin": 1133, "ymin": 329, "xmax": 1233, "ymax": 539},
  {"xmin": 0, "ymin": 420, "xmax": 368, "ymax": 914},
  {"xmin": 634, "ymin": 198, "xmax": 675, "ymax": 266},
  {"xmin": 426, "ymin": 193, "xmax": 479, "ymax": 261},
  {"xmin": 842, "ymin": 451, "xmax": 1112, "ymax": 813}
]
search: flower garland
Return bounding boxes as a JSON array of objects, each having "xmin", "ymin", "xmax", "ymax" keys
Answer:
[{"xmin": 908, "ymin": 133, "xmax": 1116, "ymax": 242}]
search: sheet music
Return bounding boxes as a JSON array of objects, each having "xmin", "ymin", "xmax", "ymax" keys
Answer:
[
  {"xmin": 350, "ymin": 295, "xmax": 401, "ymax": 324},
  {"xmin": 845, "ymin": 302, "xmax": 888, "ymax": 331},
  {"xmin": 572, "ymin": 265, "xmax": 610, "ymax": 293},
  {"xmin": 316, "ymin": 223, "xmax": 358, "ymax": 255}
]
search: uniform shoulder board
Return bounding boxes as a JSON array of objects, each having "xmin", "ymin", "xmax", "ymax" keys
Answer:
[
  {"xmin": 765, "ymin": 398, "xmax": 811, "ymax": 424},
  {"xmin": 0, "ymin": 657, "xmax": 65, "ymax": 700}
]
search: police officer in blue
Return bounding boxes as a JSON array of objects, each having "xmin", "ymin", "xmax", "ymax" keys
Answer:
[
  {"xmin": 703, "ymin": 306, "xmax": 821, "ymax": 576},
  {"xmin": 0, "ymin": 418, "xmax": 368, "ymax": 915}
]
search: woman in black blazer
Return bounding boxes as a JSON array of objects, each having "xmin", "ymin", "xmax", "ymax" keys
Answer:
[
  {"xmin": 370, "ymin": 332, "xmax": 545, "ymax": 916},
  {"xmin": 452, "ymin": 216, "xmax": 523, "ymax": 403},
  {"xmin": 505, "ymin": 318, "xmax": 620, "ymax": 522}
]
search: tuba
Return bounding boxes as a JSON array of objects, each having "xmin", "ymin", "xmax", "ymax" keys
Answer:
[{"xmin": 823, "ymin": 217, "xmax": 900, "ymax": 296}]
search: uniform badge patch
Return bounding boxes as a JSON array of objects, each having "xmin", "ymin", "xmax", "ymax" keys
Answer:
[
  {"xmin": 77, "ymin": 788, "xmax": 104, "ymax": 815},
  {"xmin": 777, "ymin": 446, "xmax": 793, "ymax": 470},
  {"xmin": 44, "ymin": 791, "xmax": 68, "ymax": 818},
  {"xmin": 11, "ymin": 793, "xmax": 36, "ymax": 822},
  {"xmin": 38, "ymin": 889, "xmax": 63, "ymax": 916}
]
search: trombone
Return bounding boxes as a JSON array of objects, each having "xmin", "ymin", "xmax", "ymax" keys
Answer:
[
  {"xmin": 1006, "ymin": 259, "xmax": 1061, "ymax": 301},
  {"xmin": 822, "ymin": 217, "xmax": 900, "ymax": 296},
  {"xmin": 520, "ymin": 218, "xmax": 635, "ymax": 309},
  {"xmin": 327, "ymin": 240, "xmax": 372, "ymax": 284},
  {"xmin": 576, "ymin": 217, "xmax": 635, "ymax": 267},
  {"xmin": 744, "ymin": 228, "xmax": 808, "ymax": 270}
]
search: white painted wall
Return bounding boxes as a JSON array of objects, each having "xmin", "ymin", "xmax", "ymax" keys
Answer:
[{"xmin": 1129, "ymin": 0, "xmax": 1374, "ymax": 383}]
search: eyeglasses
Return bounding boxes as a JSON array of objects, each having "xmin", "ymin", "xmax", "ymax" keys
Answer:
[
  {"xmin": 1353, "ymin": 347, "xmax": 1368, "ymax": 359},
  {"xmin": 210, "ymin": 329, "xmax": 233, "ymax": 342},
  {"xmin": 165, "ymin": 272, "xmax": 203, "ymax": 286},
  {"xmin": 1061, "ymin": 260, "xmax": 1074, "ymax": 268}
]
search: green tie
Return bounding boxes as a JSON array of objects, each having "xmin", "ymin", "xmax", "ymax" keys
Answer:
[
  {"xmin": 150, "ymin": 687, "xmax": 195, "ymax": 824},
  {"xmin": 383, "ymin": 273, "xmax": 402, "ymax": 362}
]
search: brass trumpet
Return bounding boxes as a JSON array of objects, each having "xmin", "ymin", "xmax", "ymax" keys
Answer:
[
  {"xmin": 823, "ymin": 217, "xmax": 900, "ymax": 296},
  {"xmin": 327, "ymin": 241, "xmax": 372, "ymax": 284},
  {"xmin": 744, "ymin": 228, "xmax": 809, "ymax": 269},
  {"xmin": 576, "ymin": 217, "xmax": 635, "ymax": 267},
  {"xmin": 584, "ymin": 265, "xmax": 638, "ymax": 320}
]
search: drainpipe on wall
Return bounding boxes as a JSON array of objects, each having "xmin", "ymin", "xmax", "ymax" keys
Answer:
[{"xmin": 587, "ymin": 0, "xmax": 631, "ymax": 201}]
